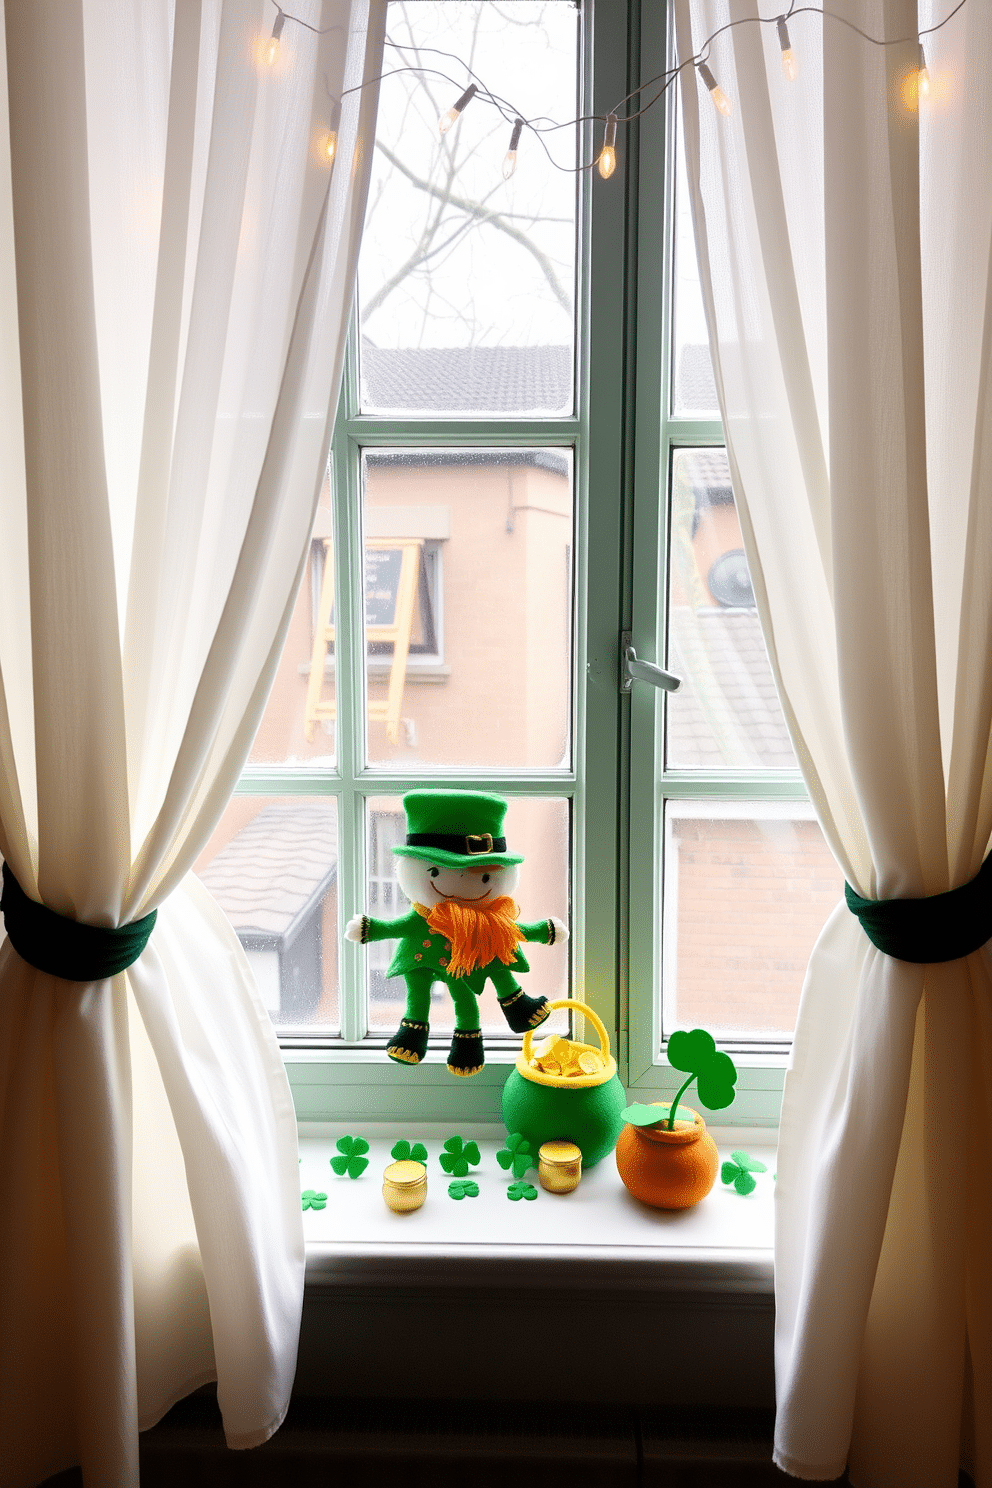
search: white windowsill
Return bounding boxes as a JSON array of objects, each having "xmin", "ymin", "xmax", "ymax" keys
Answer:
[{"xmin": 300, "ymin": 1121, "xmax": 776, "ymax": 1294}]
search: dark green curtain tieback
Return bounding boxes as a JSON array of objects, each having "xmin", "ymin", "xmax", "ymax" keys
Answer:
[
  {"xmin": 0, "ymin": 862, "xmax": 156, "ymax": 981},
  {"xmin": 845, "ymin": 853, "xmax": 992, "ymax": 963}
]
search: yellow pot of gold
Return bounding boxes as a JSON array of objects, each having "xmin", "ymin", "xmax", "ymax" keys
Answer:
[{"xmin": 500, "ymin": 999, "xmax": 626, "ymax": 1168}]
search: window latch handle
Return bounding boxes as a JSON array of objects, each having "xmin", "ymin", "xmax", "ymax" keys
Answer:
[{"xmin": 620, "ymin": 632, "xmax": 681, "ymax": 694}]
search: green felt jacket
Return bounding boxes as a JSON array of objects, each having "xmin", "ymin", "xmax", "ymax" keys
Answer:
[{"xmin": 360, "ymin": 906, "xmax": 555, "ymax": 993}]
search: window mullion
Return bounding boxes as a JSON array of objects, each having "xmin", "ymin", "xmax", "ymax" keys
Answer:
[
  {"xmin": 332, "ymin": 334, "xmax": 369, "ymax": 1042},
  {"xmin": 626, "ymin": 0, "xmax": 673, "ymax": 1089}
]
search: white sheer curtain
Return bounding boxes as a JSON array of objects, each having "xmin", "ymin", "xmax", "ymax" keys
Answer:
[
  {"xmin": 674, "ymin": 2, "xmax": 992, "ymax": 1483},
  {"xmin": 0, "ymin": 3, "xmax": 384, "ymax": 1485}
]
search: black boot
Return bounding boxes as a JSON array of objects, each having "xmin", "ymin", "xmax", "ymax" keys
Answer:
[
  {"xmin": 387, "ymin": 1018, "xmax": 430, "ymax": 1065},
  {"xmin": 447, "ymin": 1027, "xmax": 485, "ymax": 1077},
  {"xmin": 498, "ymin": 987, "xmax": 551, "ymax": 1033}
]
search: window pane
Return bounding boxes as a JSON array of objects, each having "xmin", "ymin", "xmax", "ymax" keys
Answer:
[
  {"xmin": 662, "ymin": 802, "xmax": 843, "ymax": 1040},
  {"xmin": 362, "ymin": 449, "xmax": 573, "ymax": 770},
  {"xmin": 195, "ymin": 796, "xmax": 339, "ymax": 1035},
  {"xmin": 672, "ymin": 105, "xmax": 718, "ymax": 416},
  {"xmin": 365, "ymin": 794, "xmax": 570, "ymax": 1038},
  {"xmin": 666, "ymin": 447, "xmax": 796, "ymax": 769},
  {"xmin": 358, "ymin": 1, "xmax": 578, "ymax": 417},
  {"xmin": 248, "ymin": 474, "xmax": 336, "ymax": 767}
]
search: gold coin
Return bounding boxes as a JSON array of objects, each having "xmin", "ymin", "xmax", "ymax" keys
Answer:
[
  {"xmin": 539, "ymin": 1141, "xmax": 582, "ymax": 1165},
  {"xmin": 383, "ymin": 1160, "xmax": 427, "ymax": 1186},
  {"xmin": 578, "ymin": 1051, "xmax": 603, "ymax": 1074}
]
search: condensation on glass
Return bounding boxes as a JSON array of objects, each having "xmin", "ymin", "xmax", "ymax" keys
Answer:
[
  {"xmin": 672, "ymin": 103, "xmax": 719, "ymax": 417},
  {"xmin": 248, "ymin": 471, "xmax": 337, "ymax": 768},
  {"xmin": 195, "ymin": 795, "xmax": 340, "ymax": 1034},
  {"xmin": 661, "ymin": 801, "xmax": 843, "ymax": 1041},
  {"xmin": 361, "ymin": 448, "xmax": 573, "ymax": 770},
  {"xmin": 358, "ymin": 2, "xmax": 578, "ymax": 418},
  {"xmin": 666, "ymin": 446, "xmax": 796, "ymax": 770},
  {"xmin": 364, "ymin": 794, "xmax": 570, "ymax": 1038}
]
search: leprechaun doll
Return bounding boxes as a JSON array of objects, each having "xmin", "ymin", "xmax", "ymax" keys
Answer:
[{"xmin": 345, "ymin": 790, "xmax": 568, "ymax": 1077}]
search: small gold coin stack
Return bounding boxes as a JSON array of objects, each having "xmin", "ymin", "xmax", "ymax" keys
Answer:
[
  {"xmin": 530, "ymin": 1034, "xmax": 607, "ymax": 1079},
  {"xmin": 382, "ymin": 1160, "xmax": 427, "ymax": 1213},
  {"xmin": 538, "ymin": 1140, "xmax": 583, "ymax": 1194}
]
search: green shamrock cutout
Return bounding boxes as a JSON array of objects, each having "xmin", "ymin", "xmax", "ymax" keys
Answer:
[
  {"xmin": 301, "ymin": 1190, "xmax": 327, "ymax": 1211},
  {"xmin": 720, "ymin": 1151, "xmax": 768, "ymax": 1196},
  {"xmin": 448, "ymin": 1180, "xmax": 480, "ymax": 1200},
  {"xmin": 665, "ymin": 1028, "xmax": 738, "ymax": 1129},
  {"xmin": 330, "ymin": 1135, "xmax": 370, "ymax": 1178},
  {"xmin": 621, "ymin": 1102, "xmax": 697, "ymax": 1129},
  {"xmin": 507, "ymin": 1180, "xmax": 538, "ymax": 1202},
  {"xmin": 438, "ymin": 1135, "xmax": 481, "ymax": 1177},
  {"xmin": 496, "ymin": 1132, "xmax": 535, "ymax": 1178},
  {"xmin": 391, "ymin": 1139, "xmax": 428, "ymax": 1164}
]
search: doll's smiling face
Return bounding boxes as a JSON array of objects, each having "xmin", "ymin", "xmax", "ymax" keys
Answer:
[{"xmin": 395, "ymin": 856, "xmax": 520, "ymax": 907}]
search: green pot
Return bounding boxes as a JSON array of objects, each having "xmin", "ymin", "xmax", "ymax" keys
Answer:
[{"xmin": 501, "ymin": 1000, "xmax": 627, "ymax": 1168}]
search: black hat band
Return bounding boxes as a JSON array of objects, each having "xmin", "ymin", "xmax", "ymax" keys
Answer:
[{"xmin": 406, "ymin": 832, "xmax": 507, "ymax": 856}]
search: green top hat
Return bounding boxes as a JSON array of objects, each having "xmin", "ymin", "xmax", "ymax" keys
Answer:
[{"xmin": 392, "ymin": 790, "xmax": 524, "ymax": 869}]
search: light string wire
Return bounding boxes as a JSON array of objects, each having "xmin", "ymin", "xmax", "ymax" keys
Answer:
[{"xmin": 268, "ymin": 0, "xmax": 969, "ymax": 176}]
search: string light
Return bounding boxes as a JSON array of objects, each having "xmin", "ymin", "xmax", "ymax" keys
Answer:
[
  {"xmin": 438, "ymin": 83, "xmax": 478, "ymax": 136},
  {"xmin": 265, "ymin": 9, "xmax": 285, "ymax": 67},
  {"xmin": 319, "ymin": 130, "xmax": 337, "ymax": 164},
  {"xmin": 267, "ymin": 0, "xmax": 968, "ymax": 177},
  {"xmin": 502, "ymin": 117, "xmax": 524, "ymax": 180},
  {"xmin": 598, "ymin": 114, "xmax": 618, "ymax": 179},
  {"xmin": 917, "ymin": 41, "xmax": 931, "ymax": 98},
  {"xmin": 777, "ymin": 16, "xmax": 798, "ymax": 81},
  {"xmin": 697, "ymin": 60, "xmax": 733, "ymax": 118}
]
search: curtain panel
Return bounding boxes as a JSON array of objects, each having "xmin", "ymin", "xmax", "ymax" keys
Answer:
[
  {"xmin": 674, "ymin": 1, "xmax": 992, "ymax": 1484},
  {"xmin": 0, "ymin": 3, "xmax": 385, "ymax": 1485}
]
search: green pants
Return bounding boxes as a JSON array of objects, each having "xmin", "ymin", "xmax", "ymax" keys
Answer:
[{"xmin": 401, "ymin": 966, "xmax": 521, "ymax": 1028}]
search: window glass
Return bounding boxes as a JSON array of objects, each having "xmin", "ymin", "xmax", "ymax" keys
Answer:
[
  {"xmin": 662, "ymin": 801, "xmax": 842, "ymax": 1041},
  {"xmin": 362, "ymin": 449, "xmax": 573, "ymax": 770},
  {"xmin": 358, "ymin": 1, "xmax": 579, "ymax": 417},
  {"xmin": 666, "ymin": 447, "xmax": 796, "ymax": 770},
  {"xmin": 672, "ymin": 107, "xmax": 718, "ymax": 417},
  {"xmin": 364, "ymin": 794, "xmax": 570, "ymax": 1036},
  {"xmin": 248, "ymin": 475, "xmax": 336, "ymax": 767},
  {"xmin": 195, "ymin": 795, "xmax": 339, "ymax": 1034}
]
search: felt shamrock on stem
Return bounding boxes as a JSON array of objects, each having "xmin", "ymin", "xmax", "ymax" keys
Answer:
[
  {"xmin": 662, "ymin": 1028, "xmax": 737, "ymax": 1129},
  {"xmin": 496, "ymin": 1132, "xmax": 535, "ymax": 1179},
  {"xmin": 721, "ymin": 1151, "xmax": 767, "ymax": 1195},
  {"xmin": 330, "ymin": 1135, "xmax": 370, "ymax": 1178},
  {"xmin": 391, "ymin": 1139, "xmax": 428, "ymax": 1164},
  {"xmin": 439, "ymin": 1135, "xmax": 481, "ymax": 1177}
]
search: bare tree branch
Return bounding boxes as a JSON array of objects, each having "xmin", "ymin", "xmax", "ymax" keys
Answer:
[{"xmin": 363, "ymin": 140, "xmax": 573, "ymax": 320}]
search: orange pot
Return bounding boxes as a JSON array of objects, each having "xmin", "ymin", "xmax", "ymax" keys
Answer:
[{"xmin": 614, "ymin": 1105, "xmax": 718, "ymax": 1210}]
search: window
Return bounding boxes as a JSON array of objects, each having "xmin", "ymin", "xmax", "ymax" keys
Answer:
[{"xmin": 194, "ymin": 0, "xmax": 824, "ymax": 1126}]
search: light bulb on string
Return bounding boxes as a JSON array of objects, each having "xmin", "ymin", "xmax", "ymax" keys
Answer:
[
  {"xmin": 777, "ymin": 17, "xmax": 798, "ymax": 81},
  {"xmin": 319, "ymin": 130, "xmax": 337, "ymax": 165},
  {"xmin": 917, "ymin": 41, "xmax": 931, "ymax": 99},
  {"xmin": 265, "ymin": 10, "xmax": 285, "ymax": 67},
  {"xmin": 502, "ymin": 117, "xmax": 524, "ymax": 180},
  {"xmin": 598, "ymin": 114, "xmax": 618, "ymax": 179},
  {"xmin": 438, "ymin": 83, "xmax": 478, "ymax": 136},
  {"xmin": 697, "ymin": 60, "xmax": 733, "ymax": 117}
]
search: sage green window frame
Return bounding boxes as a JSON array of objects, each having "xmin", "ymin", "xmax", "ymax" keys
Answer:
[
  {"xmin": 234, "ymin": 0, "xmax": 629, "ymax": 1123},
  {"xmin": 622, "ymin": 0, "xmax": 796, "ymax": 1125},
  {"xmin": 235, "ymin": 0, "xmax": 792, "ymax": 1126}
]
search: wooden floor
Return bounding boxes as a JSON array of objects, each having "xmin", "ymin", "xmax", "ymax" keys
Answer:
[{"xmin": 40, "ymin": 1392, "xmax": 853, "ymax": 1487}]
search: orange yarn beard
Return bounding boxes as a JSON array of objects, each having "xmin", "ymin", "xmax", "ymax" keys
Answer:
[{"xmin": 417, "ymin": 896, "xmax": 525, "ymax": 978}]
